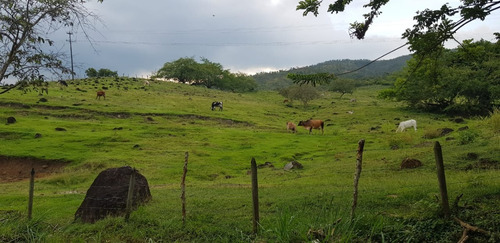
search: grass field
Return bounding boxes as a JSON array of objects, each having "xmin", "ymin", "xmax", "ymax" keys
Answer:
[{"xmin": 0, "ymin": 77, "xmax": 499, "ymax": 242}]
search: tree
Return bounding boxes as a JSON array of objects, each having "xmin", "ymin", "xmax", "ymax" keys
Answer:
[
  {"xmin": 97, "ymin": 68, "xmax": 118, "ymax": 78},
  {"xmin": 0, "ymin": 0, "xmax": 102, "ymax": 94},
  {"xmin": 328, "ymin": 78, "xmax": 356, "ymax": 99},
  {"xmin": 379, "ymin": 39, "xmax": 499, "ymax": 115},
  {"xmin": 153, "ymin": 57, "xmax": 202, "ymax": 84},
  {"xmin": 296, "ymin": 0, "xmax": 500, "ymax": 56},
  {"xmin": 154, "ymin": 57, "xmax": 257, "ymax": 92},
  {"xmin": 217, "ymin": 72, "xmax": 257, "ymax": 92},
  {"xmin": 85, "ymin": 68, "xmax": 98, "ymax": 78},
  {"xmin": 279, "ymin": 85, "xmax": 320, "ymax": 106}
]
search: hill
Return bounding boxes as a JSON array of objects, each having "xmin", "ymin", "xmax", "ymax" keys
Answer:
[
  {"xmin": 252, "ymin": 55, "xmax": 412, "ymax": 90},
  {"xmin": 0, "ymin": 77, "xmax": 498, "ymax": 242}
]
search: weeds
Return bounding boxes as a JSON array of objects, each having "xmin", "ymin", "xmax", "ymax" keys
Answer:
[{"xmin": 458, "ymin": 129, "xmax": 479, "ymax": 145}]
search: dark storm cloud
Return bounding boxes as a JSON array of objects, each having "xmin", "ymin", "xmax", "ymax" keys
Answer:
[{"xmin": 45, "ymin": 0, "xmax": 500, "ymax": 79}]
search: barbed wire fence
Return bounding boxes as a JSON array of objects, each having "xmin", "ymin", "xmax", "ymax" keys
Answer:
[{"xmin": 21, "ymin": 140, "xmax": 497, "ymax": 240}]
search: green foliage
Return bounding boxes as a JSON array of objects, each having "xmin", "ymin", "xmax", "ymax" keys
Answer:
[
  {"xmin": 296, "ymin": 0, "xmax": 499, "ymax": 56},
  {"xmin": 458, "ymin": 129, "xmax": 479, "ymax": 145},
  {"xmin": 0, "ymin": 0, "xmax": 97, "ymax": 90},
  {"xmin": 328, "ymin": 78, "xmax": 357, "ymax": 98},
  {"xmin": 381, "ymin": 39, "xmax": 499, "ymax": 116},
  {"xmin": 153, "ymin": 57, "xmax": 256, "ymax": 92},
  {"xmin": 153, "ymin": 57, "xmax": 202, "ymax": 83},
  {"xmin": 85, "ymin": 68, "xmax": 118, "ymax": 78},
  {"xmin": 278, "ymin": 84, "xmax": 319, "ymax": 106},
  {"xmin": 489, "ymin": 108, "xmax": 500, "ymax": 134},
  {"xmin": 253, "ymin": 56, "xmax": 410, "ymax": 90},
  {"xmin": 287, "ymin": 72, "xmax": 334, "ymax": 87}
]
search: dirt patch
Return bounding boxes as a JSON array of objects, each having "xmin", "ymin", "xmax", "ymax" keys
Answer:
[{"xmin": 0, "ymin": 155, "xmax": 68, "ymax": 183}]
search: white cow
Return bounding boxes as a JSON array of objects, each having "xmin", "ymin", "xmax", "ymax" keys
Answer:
[{"xmin": 396, "ymin": 119, "xmax": 417, "ymax": 132}]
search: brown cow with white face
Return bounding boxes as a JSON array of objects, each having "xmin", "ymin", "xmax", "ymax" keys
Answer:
[{"xmin": 298, "ymin": 119, "xmax": 324, "ymax": 134}]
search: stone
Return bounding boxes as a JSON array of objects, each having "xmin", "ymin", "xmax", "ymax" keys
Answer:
[
  {"xmin": 400, "ymin": 158, "xmax": 422, "ymax": 169},
  {"xmin": 75, "ymin": 166, "xmax": 152, "ymax": 223},
  {"xmin": 6, "ymin": 117, "xmax": 16, "ymax": 124},
  {"xmin": 284, "ymin": 161, "xmax": 303, "ymax": 171}
]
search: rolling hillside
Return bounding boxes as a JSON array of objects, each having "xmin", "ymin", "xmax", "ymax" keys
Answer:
[{"xmin": 252, "ymin": 55, "xmax": 412, "ymax": 90}]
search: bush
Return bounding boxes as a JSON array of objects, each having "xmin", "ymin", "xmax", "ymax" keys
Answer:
[
  {"xmin": 489, "ymin": 107, "xmax": 500, "ymax": 134},
  {"xmin": 458, "ymin": 129, "xmax": 479, "ymax": 145}
]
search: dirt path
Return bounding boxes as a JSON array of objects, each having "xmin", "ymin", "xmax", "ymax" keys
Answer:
[{"xmin": 0, "ymin": 156, "xmax": 67, "ymax": 183}]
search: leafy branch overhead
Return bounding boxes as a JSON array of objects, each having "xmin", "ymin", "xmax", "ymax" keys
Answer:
[
  {"xmin": 0, "ymin": 0, "xmax": 101, "ymax": 93},
  {"xmin": 296, "ymin": 0, "xmax": 500, "ymax": 55},
  {"xmin": 286, "ymin": 73, "xmax": 335, "ymax": 86}
]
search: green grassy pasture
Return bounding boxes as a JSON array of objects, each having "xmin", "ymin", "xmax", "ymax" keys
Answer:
[{"xmin": 0, "ymin": 77, "xmax": 499, "ymax": 242}]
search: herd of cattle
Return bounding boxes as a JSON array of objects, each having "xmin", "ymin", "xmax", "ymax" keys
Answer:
[
  {"xmin": 51, "ymin": 81, "xmax": 418, "ymax": 134},
  {"xmin": 213, "ymin": 100, "xmax": 416, "ymax": 134}
]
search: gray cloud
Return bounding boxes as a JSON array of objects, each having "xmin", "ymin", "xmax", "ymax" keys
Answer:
[{"xmin": 43, "ymin": 0, "xmax": 500, "ymax": 79}]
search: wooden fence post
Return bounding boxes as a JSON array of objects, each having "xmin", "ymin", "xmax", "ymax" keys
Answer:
[
  {"xmin": 434, "ymin": 141, "xmax": 450, "ymax": 218},
  {"xmin": 28, "ymin": 168, "xmax": 35, "ymax": 220},
  {"xmin": 181, "ymin": 151, "xmax": 188, "ymax": 225},
  {"xmin": 125, "ymin": 168, "xmax": 136, "ymax": 222},
  {"xmin": 251, "ymin": 157, "xmax": 260, "ymax": 234},
  {"xmin": 351, "ymin": 139, "xmax": 365, "ymax": 220}
]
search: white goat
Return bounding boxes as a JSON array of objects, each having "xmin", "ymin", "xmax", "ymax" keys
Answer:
[{"xmin": 396, "ymin": 119, "xmax": 417, "ymax": 132}]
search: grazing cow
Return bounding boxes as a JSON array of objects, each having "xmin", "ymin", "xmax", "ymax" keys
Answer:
[
  {"xmin": 211, "ymin": 101, "xmax": 223, "ymax": 111},
  {"xmin": 96, "ymin": 90, "xmax": 106, "ymax": 100},
  {"xmin": 283, "ymin": 99, "xmax": 289, "ymax": 103},
  {"xmin": 286, "ymin": 121, "xmax": 296, "ymax": 133},
  {"xmin": 144, "ymin": 80, "xmax": 150, "ymax": 86},
  {"xmin": 298, "ymin": 119, "xmax": 324, "ymax": 134},
  {"xmin": 396, "ymin": 119, "xmax": 417, "ymax": 132}
]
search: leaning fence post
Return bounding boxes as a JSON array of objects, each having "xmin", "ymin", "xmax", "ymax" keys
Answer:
[
  {"xmin": 351, "ymin": 139, "xmax": 365, "ymax": 220},
  {"xmin": 28, "ymin": 168, "xmax": 35, "ymax": 220},
  {"xmin": 434, "ymin": 141, "xmax": 450, "ymax": 218},
  {"xmin": 251, "ymin": 157, "xmax": 260, "ymax": 234},
  {"xmin": 125, "ymin": 168, "xmax": 136, "ymax": 222},
  {"xmin": 181, "ymin": 151, "xmax": 189, "ymax": 225}
]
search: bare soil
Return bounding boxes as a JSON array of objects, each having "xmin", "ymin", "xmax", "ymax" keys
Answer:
[{"xmin": 0, "ymin": 155, "xmax": 67, "ymax": 183}]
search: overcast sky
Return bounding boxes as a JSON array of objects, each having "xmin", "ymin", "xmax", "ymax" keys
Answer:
[{"xmin": 48, "ymin": 0, "xmax": 500, "ymax": 79}]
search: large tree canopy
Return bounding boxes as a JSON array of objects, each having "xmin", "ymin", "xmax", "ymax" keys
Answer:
[
  {"xmin": 297, "ymin": 0, "xmax": 500, "ymax": 55},
  {"xmin": 379, "ymin": 38, "xmax": 500, "ymax": 115},
  {"xmin": 153, "ymin": 57, "xmax": 257, "ymax": 92},
  {"xmin": 0, "ymin": 0, "xmax": 101, "ymax": 94}
]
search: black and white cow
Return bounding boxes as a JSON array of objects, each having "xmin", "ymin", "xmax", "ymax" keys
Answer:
[
  {"xmin": 211, "ymin": 101, "xmax": 223, "ymax": 111},
  {"xmin": 58, "ymin": 80, "xmax": 68, "ymax": 87}
]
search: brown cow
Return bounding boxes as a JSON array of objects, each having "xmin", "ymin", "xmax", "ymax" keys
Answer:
[
  {"xmin": 298, "ymin": 119, "xmax": 324, "ymax": 134},
  {"xmin": 286, "ymin": 121, "xmax": 296, "ymax": 133},
  {"xmin": 96, "ymin": 90, "xmax": 106, "ymax": 100}
]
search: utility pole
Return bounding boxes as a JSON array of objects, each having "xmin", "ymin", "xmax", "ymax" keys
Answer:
[{"xmin": 67, "ymin": 32, "xmax": 74, "ymax": 80}]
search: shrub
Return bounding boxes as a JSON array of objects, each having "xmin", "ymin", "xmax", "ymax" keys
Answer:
[
  {"xmin": 422, "ymin": 129, "xmax": 441, "ymax": 139},
  {"xmin": 458, "ymin": 129, "xmax": 479, "ymax": 145},
  {"xmin": 489, "ymin": 107, "xmax": 500, "ymax": 134}
]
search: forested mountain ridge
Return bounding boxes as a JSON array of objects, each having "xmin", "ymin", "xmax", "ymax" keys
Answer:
[{"xmin": 252, "ymin": 55, "xmax": 412, "ymax": 90}]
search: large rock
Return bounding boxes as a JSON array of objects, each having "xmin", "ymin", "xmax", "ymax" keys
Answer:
[
  {"xmin": 75, "ymin": 166, "xmax": 152, "ymax": 223},
  {"xmin": 6, "ymin": 117, "xmax": 16, "ymax": 124},
  {"xmin": 400, "ymin": 158, "xmax": 422, "ymax": 169}
]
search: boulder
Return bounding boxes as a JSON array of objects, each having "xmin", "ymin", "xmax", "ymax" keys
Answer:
[
  {"xmin": 6, "ymin": 117, "xmax": 16, "ymax": 124},
  {"xmin": 75, "ymin": 166, "xmax": 151, "ymax": 223},
  {"xmin": 400, "ymin": 158, "xmax": 422, "ymax": 169},
  {"xmin": 257, "ymin": 162, "xmax": 274, "ymax": 169}
]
